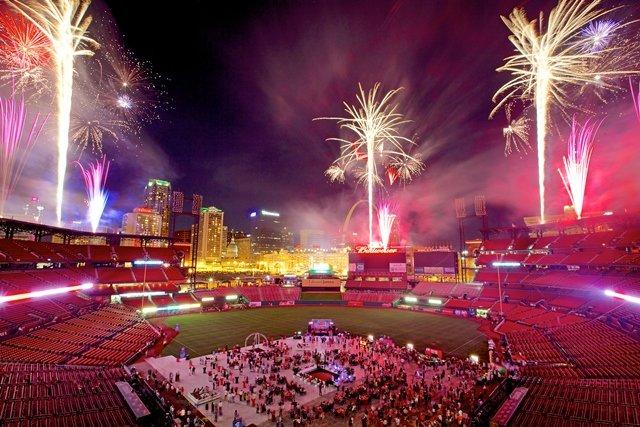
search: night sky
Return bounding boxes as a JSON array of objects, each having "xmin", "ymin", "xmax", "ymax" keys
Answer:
[{"xmin": 69, "ymin": 0, "xmax": 640, "ymax": 242}]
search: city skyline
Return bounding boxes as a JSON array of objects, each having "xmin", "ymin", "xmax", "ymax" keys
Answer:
[{"xmin": 1, "ymin": 3, "xmax": 640, "ymax": 426}]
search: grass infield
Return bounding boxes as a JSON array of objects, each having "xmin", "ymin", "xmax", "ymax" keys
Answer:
[{"xmin": 161, "ymin": 306, "xmax": 487, "ymax": 360}]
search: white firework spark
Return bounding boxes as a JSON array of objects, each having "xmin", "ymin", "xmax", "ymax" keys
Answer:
[
  {"xmin": 377, "ymin": 202, "xmax": 396, "ymax": 250},
  {"xmin": 491, "ymin": 0, "xmax": 639, "ymax": 223},
  {"xmin": 9, "ymin": 0, "xmax": 97, "ymax": 224},
  {"xmin": 324, "ymin": 164, "xmax": 346, "ymax": 183},
  {"xmin": 390, "ymin": 155, "xmax": 423, "ymax": 181},
  {"xmin": 70, "ymin": 111, "xmax": 129, "ymax": 155},
  {"xmin": 316, "ymin": 83, "xmax": 423, "ymax": 248},
  {"xmin": 503, "ymin": 103, "xmax": 530, "ymax": 156}
]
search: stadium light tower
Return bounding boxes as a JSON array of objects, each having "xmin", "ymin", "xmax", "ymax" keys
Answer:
[
  {"xmin": 474, "ymin": 195, "xmax": 488, "ymax": 229},
  {"xmin": 170, "ymin": 192, "xmax": 202, "ymax": 287}
]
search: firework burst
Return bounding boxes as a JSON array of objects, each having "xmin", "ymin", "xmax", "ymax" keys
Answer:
[
  {"xmin": 0, "ymin": 94, "xmax": 48, "ymax": 217},
  {"xmin": 557, "ymin": 117, "xmax": 601, "ymax": 219},
  {"xmin": 70, "ymin": 109, "xmax": 129, "ymax": 156},
  {"xmin": 68, "ymin": 46, "xmax": 164, "ymax": 156},
  {"xmin": 0, "ymin": 10, "xmax": 51, "ymax": 94},
  {"xmin": 582, "ymin": 20, "xmax": 618, "ymax": 52},
  {"xmin": 491, "ymin": 0, "xmax": 639, "ymax": 223},
  {"xmin": 325, "ymin": 163, "xmax": 346, "ymax": 183},
  {"xmin": 503, "ymin": 103, "xmax": 530, "ymax": 156},
  {"xmin": 377, "ymin": 202, "xmax": 396, "ymax": 250},
  {"xmin": 103, "ymin": 49, "xmax": 162, "ymax": 132},
  {"xmin": 9, "ymin": 0, "xmax": 97, "ymax": 224},
  {"xmin": 316, "ymin": 83, "xmax": 423, "ymax": 248},
  {"xmin": 77, "ymin": 155, "xmax": 109, "ymax": 233}
]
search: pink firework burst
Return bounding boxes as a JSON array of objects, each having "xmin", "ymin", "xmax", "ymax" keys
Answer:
[
  {"xmin": 76, "ymin": 156, "xmax": 110, "ymax": 233},
  {"xmin": 557, "ymin": 117, "xmax": 602, "ymax": 220},
  {"xmin": 0, "ymin": 94, "xmax": 48, "ymax": 217}
]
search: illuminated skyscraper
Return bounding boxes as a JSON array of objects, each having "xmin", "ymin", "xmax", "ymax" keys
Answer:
[
  {"xmin": 221, "ymin": 225, "xmax": 228, "ymax": 258},
  {"xmin": 143, "ymin": 179, "xmax": 171, "ymax": 237},
  {"xmin": 121, "ymin": 207, "xmax": 163, "ymax": 246},
  {"xmin": 249, "ymin": 209, "xmax": 292, "ymax": 254},
  {"xmin": 198, "ymin": 206, "xmax": 224, "ymax": 261}
]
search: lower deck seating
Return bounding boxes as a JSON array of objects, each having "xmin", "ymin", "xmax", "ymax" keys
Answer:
[
  {"xmin": 341, "ymin": 290, "xmax": 401, "ymax": 304},
  {"xmin": 195, "ymin": 285, "xmax": 301, "ymax": 302},
  {"xmin": 412, "ymin": 282, "xmax": 483, "ymax": 298},
  {"xmin": 0, "ymin": 293, "xmax": 98, "ymax": 336},
  {"xmin": 511, "ymin": 377, "xmax": 640, "ymax": 426},
  {"xmin": 505, "ymin": 318, "xmax": 640, "ymax": 379},
  {"xmin": 0, "ymin": 362, "xmax": 136, "ymax": 427},
  {"xmin": 346, "ymin": 278, "xmax": 408, "ymax": 291},
  {"xmin": 475, "ymin": 265, "xmax": 640, "ymax": 294},
  {"xmin": 0, "ymin": 306, "xmax": 159, "ymax": 367}
]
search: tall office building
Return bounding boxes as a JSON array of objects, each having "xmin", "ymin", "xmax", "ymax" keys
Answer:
[
  {"xmin": 221, "ymin": 226, "xmax": 228, "ymax": 258},
  {"xmin": 121, "ymin": 207, "xmax": 162, "ymax": 246},
  {"xmin": 249, "ymin": 209, "xmax": 292, "ymax": 254},
  {"xmin": 198, "ymin": 206, "xmax": 224, "ymax": 261},
  {"xmin": 144, "ymin": 179, "xmax": 171, "ymax": 237}
]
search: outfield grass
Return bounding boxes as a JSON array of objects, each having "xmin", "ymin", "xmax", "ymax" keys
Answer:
[{"xmin": 161, "ymin": 307, "xmax": 487, "ymax": 360}]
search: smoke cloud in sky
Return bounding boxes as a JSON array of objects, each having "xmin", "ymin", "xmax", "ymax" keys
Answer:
[
  {"xmin": 222, "ymin": 0, "xmax": 640, "ymax": 244},
  {"xmin": 5, "ymin": 0, "xmax": 640, "ymax": 244}
]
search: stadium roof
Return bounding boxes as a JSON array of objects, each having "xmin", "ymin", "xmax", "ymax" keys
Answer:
[{"xmin": 0, "ymin": 217, "xmax": 177, "ymax": 245}]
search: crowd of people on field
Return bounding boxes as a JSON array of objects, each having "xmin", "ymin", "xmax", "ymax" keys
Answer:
[
  {"xmin": 283, "ymin": 335, "xmax": 501, "ymax": 426},
  {"xmin": 146, "ymin": 332, "xmax": 502, "ymax": 426}
]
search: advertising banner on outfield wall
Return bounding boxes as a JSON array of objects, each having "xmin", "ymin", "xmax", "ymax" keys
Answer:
[
  {"xmin": 389, "ymin": 262, "xmax": 407, "ymax": 273},
  {"xmin": 279, "ymin": 301, "xmax": 295, "ymax": 306},
  {"xmin": 249, "ymin": 302, "xmax": 262, "ymax": 308}
]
